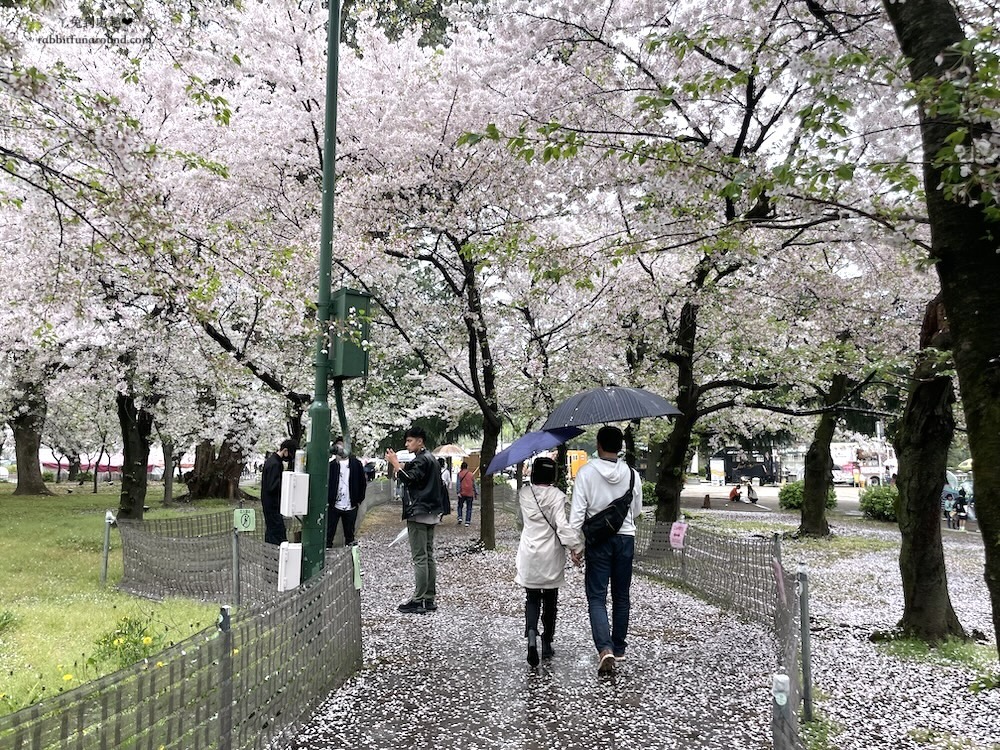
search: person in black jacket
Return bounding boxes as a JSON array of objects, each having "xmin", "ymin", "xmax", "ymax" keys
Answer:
[
  {"xmin": 386, "ymin": 426, "xmax": 444, "ymax": 614},
  {"xmin": 327, "ymin": 436, "xmax": 368, "ymax": 547},
  {"xmin": 261, "ymin": 439, "xmax": 297, "ymax": 545}
]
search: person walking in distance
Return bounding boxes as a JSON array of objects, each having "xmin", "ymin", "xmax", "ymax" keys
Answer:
[
  {"xmin": 326, "ymin": 436, "xmax": 368, "ymax": 547},
  {"xmin": 439, "ymin": 458, "xmax": 454, "ymax": 521},
  {"xmin": 386, "ymin": 427, "xmax": 445, "ymax": 614},
  {"xmin": 569, "ymin": 426, "xmax": 642, "ymax": 674},
  {"xmin": 516, "ymin": 457, "xmax": 581, "ymax": 666},
  {"xmin": 456, "ymin": 461, "xmax": 478, "ymax": 526},
  {"xmin": 953, "ymin": 490, "xmax": 969, "ymax": 532},
  {"xmin": 261, "ymin": 439, "xmax": 297, "ymax": 545}
]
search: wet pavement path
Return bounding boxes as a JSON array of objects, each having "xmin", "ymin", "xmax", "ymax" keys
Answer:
[{"xmin": 281, "ymin": 505, "xmax": 774, "ymax": 750}]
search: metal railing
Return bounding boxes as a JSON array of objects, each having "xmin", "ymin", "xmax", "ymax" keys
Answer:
[
  {"xmin": 0, "ymin": 550, "xmax": 361, "ymax": 750},
  {"xmin": 634, "ymin": 521, "xmax": 808, "ymax": 750},
  {"xmin": 0, "ymin": 487, "xmax": 397, "ymax": 750}
]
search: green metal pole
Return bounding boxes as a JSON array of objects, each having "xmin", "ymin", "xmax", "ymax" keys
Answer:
[{"xmin": 302, "ymin": 0, "xmax": 342, "ymax": 582}]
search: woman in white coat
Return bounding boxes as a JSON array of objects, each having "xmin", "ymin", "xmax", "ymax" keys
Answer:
[{"xmin": 515, "ymin": 457, "xmax": 583, "ymax": 666}]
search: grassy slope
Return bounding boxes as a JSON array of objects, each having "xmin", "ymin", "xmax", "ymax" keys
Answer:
[{"xmin": 0, "ymin": 482, "xmax": 225, "ymax": 714}]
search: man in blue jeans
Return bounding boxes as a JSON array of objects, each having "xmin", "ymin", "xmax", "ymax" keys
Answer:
[{"xmin": 569, "ymin": 426, "xmax": 643, "ymax": 674}]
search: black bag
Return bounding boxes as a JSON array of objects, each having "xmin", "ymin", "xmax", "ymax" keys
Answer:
[
  {"xmin": 581, "ymin": 470, "xmax": 636, "ymax": 546},
  {"xmin": 440, "ymin": 481, "xmax": 452, "ymax": 516}
]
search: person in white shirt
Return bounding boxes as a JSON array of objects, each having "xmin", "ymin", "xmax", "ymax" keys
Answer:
[
  {"xmin": 568, "ymin": 426, "xmax": 642, "ymax": 674},
  {"xmin": 326, "ymin": 437, "xmax": 368, "ymax": 547},
  {"xmin": 516, "ymin": 457, "xmax": 582, "ymax": 666}
]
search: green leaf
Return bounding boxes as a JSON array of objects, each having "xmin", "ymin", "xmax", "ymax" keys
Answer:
[{"xmin": 834, "ymin": 163, "xmax": 856, "ymax": 180}]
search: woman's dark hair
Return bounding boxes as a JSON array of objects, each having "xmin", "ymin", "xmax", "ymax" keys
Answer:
[{"xmin": 530, "ymin": 457, "xmax": 558, "ymax": 485}]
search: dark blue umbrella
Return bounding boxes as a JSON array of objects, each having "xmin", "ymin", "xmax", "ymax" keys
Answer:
[
  {"xmin": 485, "ymin": 427, "xmax": 584, "ymax": 475},
  {"xmin": 541, "ymin": 386, "xmax": 681, "ymax": 429}
]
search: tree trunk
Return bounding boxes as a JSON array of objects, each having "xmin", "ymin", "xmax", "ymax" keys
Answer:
[
  {"xmin": 68, "ymin": 452, "xmax": 81, "ymax": 482},
  {"xmin": 654, "ymin": 301, "xmax": 700, "ymax": 522},
  {"xmin": 883, "ymin": 0, "xmax": 1000, "ymax": 658},
  {"xmin": 799, "ymin": 373, "xmax": 847, "ymax": 537},
  {"xmin": 479, "ymin": 418, "xmax": 500, "ymax": 550},
  {"xmin": 162, "ymin": 438, "xmax": 175, "ymax": 504},
  {"xmin": 10, "ymin": 378, "xmax": 53, "ymax": 496},
  {"xmin": 183, "ymin": 437, "xmax": 248, "ymax": 501},
  {"xmin": 460, "ymin": 249, "xmax": 502, "ymax": 551},
  {"xmin": 894, "ymin": 297, "xmax": 965, "ymax": 640},
  {"xmin": 286, "ymin": 402, "xmax": 306, "ymax": 445},
  {"xmin": 117, "ymin": 393, "xmax": 154, "ymax": 520},
  {"xmin": 654, "ymin": 414, "xmax": 695, "ymax": 522},
  {"xmin": 623, "ymin": 421, "xmax": 639, "ymax": 470},
  {"xmin": 92, "ymin": 445, "xmax": 105, "ymax": 494}
]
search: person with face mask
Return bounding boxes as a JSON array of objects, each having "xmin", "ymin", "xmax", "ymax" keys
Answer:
[
  {"xmin": 326, "ymin": 436, "xmax": 368, "ymax": 547},
  {"xmin": 261, "ymin": 438, "xmax": 298, "ymax": 545}
]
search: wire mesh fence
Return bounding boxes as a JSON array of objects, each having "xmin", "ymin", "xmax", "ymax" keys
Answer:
[
  {"xmin": 116, "ymin": 485, "xmax": 393, "ymax": 605},
  {"xmin": 0, "ymin": 484, "xmax": 398, "ymax": 749},
  {"xmin": 634, "ymin": 520, "xmax": 806, "ymax": 750},
  {"xmin": 0, "ymin": 550, "xmax": 361, "ymax": 750}
]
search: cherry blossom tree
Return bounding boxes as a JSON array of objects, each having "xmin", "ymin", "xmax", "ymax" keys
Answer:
[
  {"xmin": 462, "ymin": 1, "xmax": 930, "ymax": 527},
  {"xmin": 880, "ymin": 0, "xmax": 1000, "ymax": 654}
]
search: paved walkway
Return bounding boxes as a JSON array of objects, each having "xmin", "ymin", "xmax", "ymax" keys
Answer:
[{"xmin": 282, "ymin": 503, "xmax": 775, "ymax": 750}]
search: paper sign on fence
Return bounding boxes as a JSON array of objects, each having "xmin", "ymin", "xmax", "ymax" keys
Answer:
[{"xmin": 669, "ymin": 521, "xmax": 688, "ymax": 550}]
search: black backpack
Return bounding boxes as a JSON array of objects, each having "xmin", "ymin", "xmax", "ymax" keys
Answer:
[{"xmin": 581, "ymin": 470, "xmax": 636, "ymax": 546}]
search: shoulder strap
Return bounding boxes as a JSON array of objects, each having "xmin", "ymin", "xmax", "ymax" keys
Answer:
[{"xmin": 529, "ymin": 485, "xmax": 563, "ymax": 543}]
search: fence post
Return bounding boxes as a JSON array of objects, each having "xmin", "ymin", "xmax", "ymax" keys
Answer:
[
  {"xmin": 797, "ymin": 561, "xmax": 814, "ymax": 721},
  {"xmin": 218, "ymin": 605, "xmax": 233, "ymax": 750},
  {"xmin": 771, "ymin": 669, "xmax": 794, "ymax": 750},
  {"xmin": 100, "ymin": 510, "xmax": 115, "ymax": 586},
  {"xmin": 772, "ymin": 532, "xmax": 782, "ymax": 568},
  {"xmin": 232, "ymin": 528, "xmax": 241, "ymax": 608}
]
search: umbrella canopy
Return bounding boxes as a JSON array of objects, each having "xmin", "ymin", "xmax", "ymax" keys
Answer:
[
  {"xmin": 433, "ymin": 444, "xmax": 469, "ymax": 458},
  {"xmin": 957, "ymin": 458, "xmax": 973, "ymax": 472},
  {"xmin": 541, "ymin": 386, "xmax": 682, "ymax": 429},
  {"xmin": 485, "ymin": 427, "xmax": 584, "ymax": 475}
]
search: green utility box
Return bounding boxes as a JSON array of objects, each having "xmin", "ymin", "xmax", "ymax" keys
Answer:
[{"xmin": 329, "ymin": 287, "xmax": 371, "ymax": 379}]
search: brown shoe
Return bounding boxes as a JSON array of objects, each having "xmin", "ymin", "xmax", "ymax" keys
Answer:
[{"xmin": 598, "ymin": 649, "xmax": 615, "ymax": 674}]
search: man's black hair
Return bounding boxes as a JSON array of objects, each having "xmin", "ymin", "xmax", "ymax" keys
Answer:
[
  {"xmin": 596, "ymin": 425, "xmax": 624, "ymax": 453},
  {"xmin": 280, "ymin": 439, "xmax": 299, "ymax": 453},
  {"xmin": 404, "ymin": 426, "xmax": 427, "ymax": 440}
]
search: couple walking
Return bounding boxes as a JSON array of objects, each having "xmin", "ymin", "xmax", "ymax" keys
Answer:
[{"xmin": 515, "ymin": 425, "xmax": 642, "ymax": 674}]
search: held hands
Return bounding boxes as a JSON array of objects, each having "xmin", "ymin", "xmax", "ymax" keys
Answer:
[{"xmin": 570, "ymin": 549, "xmax": 584, "ymax": 567}]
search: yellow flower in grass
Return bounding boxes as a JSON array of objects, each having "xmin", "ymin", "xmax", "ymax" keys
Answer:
[
  {"xmin": 112, "ymin": 638, "xmax": 123, "ymax": 647},
  {"xmin": 142, "ymin": 636, "xmax": 153, "ymax": 646},
  {"xmin": 155, "ymin": 661, "xmax": 165, "ymax": 668},
  {"xmin": 63, "ymin": 674, "xmax": 73, "ymax": 682}
]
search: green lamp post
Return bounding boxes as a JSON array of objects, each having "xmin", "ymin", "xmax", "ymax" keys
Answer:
[{"xmin": 301, "ymin": 0, "xmax": 343, "ymax": 582}]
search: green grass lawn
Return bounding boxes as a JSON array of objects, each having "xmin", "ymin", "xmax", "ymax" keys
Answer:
[{"xmin": 0, "ymin": 482, "xmax": 227, "ymax": 714}]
